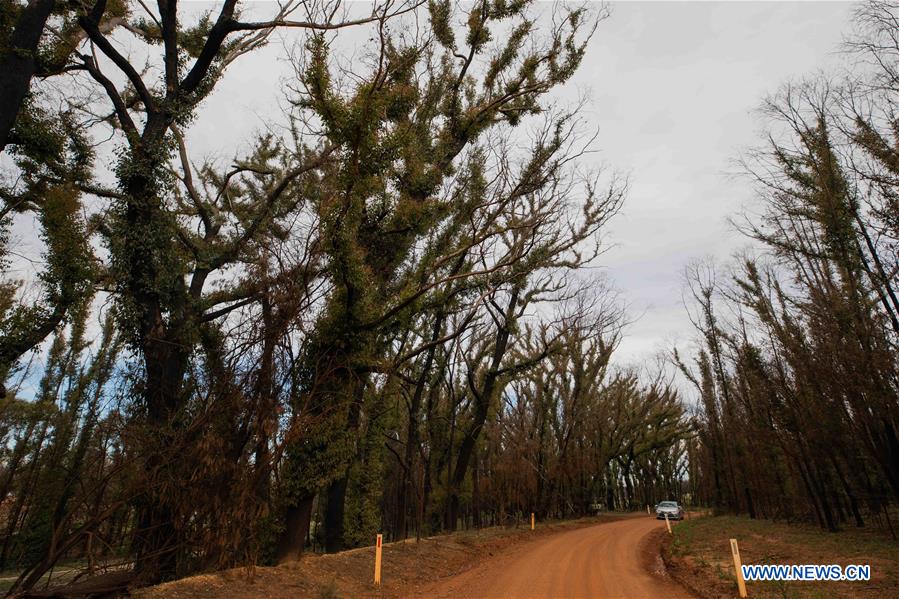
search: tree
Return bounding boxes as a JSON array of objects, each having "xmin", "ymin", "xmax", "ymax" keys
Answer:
[
  {"xmin": 273, "ymin": 0, "xmax": 612, "ymax": 556},
  {"xmin": 35, "ymin": 0, "xmax": 417, "ymax": 583}
]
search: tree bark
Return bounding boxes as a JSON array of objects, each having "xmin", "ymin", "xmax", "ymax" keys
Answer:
[
  {"xmin": 0, "ymin": 0, "xmax": 54, "ymax": 153},
  {"xmin": 396, "ymin": 310, "xmax": 446, "ymax": 540},
  {"xmin": 448, "ymin": 288, "xmax": 519, "ymax": 530},
  {"xmin": 323, "ymin": 476, "xmax": 349, "ymax": 553},
  {"xmin": 275, "ymin": 495, "xmax": 315, "ymax": 562}
]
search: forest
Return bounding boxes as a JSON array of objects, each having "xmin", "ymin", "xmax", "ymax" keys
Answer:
[
  {"xmin": 0, "ymin": 0, "xmax": 897, "ymax": 597},
  {"xmin": 676, "ymin": 1, "xmax": 899, "ymax": 537},
  {"xmin": 0, "ymin": 0, "xmax": 690, "ymax": 594}
]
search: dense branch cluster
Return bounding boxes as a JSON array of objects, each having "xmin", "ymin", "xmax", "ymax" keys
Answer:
[{"xmin": 679, "ymin": 1, "xmax": 899, "ymax": 534}]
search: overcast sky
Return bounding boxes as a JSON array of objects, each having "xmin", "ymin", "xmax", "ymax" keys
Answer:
[{"xmin": 572, "ymin": 1, "xmax": 853, "ymax": 366}]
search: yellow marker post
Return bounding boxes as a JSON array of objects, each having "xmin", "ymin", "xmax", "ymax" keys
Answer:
[
  {"xmin": 530, "ymin": 512, "xmax": 535, "ymax": 531},
  {"xmin": 374, "ymin": 534, "xmax": 383, "ymax": 586},
  {"xmin": 664, "ymin": 513, "xmax": 672, "ymax": 534},
  {"xmin": 730, "ymin": 538, "xmax": 748, "ymax": 598}
]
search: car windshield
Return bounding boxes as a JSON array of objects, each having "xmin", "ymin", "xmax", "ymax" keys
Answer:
[{"xmin": 658, "ymin": 501, "xmax": 677, "ymax": 508}]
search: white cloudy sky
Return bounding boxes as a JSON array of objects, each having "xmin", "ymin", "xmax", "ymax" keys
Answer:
[
  {"xmin": 176, "ymin": 1, "xmax": 856, "ymax": 368},
  {"xmin": 570, "ymin": 1, "xmax": 853, "ymax": 365}
]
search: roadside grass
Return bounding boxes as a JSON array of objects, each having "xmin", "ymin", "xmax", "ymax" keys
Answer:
[
  {"xmin": 0, "ymin": 559, "xmax": 86, "ymax": 593},
  {"xmin": 665, "ymin": 514, "xmax": 899, "ymax": 599},
  {"xmin": 136, "ymin": 512, "xmax": 635, "ymax": 599}
]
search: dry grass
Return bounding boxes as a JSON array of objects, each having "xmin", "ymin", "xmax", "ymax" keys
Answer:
[{"xmin": 664, "ymin": 515, "xmax": 899, "ymax": 599}]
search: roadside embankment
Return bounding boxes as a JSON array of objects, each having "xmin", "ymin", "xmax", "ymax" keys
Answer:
[{"xmin": 136, "ymin": 514, "xmax": 631, "ymax": 599}]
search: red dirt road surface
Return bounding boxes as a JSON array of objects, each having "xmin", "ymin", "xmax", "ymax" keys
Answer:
[{"xmin": 422, "ymin": 516, "xmax": 694, "ymax": 599}]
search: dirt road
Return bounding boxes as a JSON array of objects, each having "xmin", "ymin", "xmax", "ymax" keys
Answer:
[{"xmin": 421, "ymin": 515, "xmax": 694, "ymax": 599}]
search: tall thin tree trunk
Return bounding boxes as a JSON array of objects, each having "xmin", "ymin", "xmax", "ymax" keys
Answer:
[
  {"xmin": 276, "ymin": 496, "xmax": 315, "ymax": 562},
  {"xmin": 0, "ymin": 0, "xmax": 54, "ymax": 152}
]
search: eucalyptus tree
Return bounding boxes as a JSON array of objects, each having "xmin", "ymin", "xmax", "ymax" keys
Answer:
[
  {"xmin": 504, "ymin": 301, "xmax": 619, "ymax": 518},
  {"xmin": 0, "ymin": 0, "xmax": 57, "ymax": 151},
  {"xmin": 667, "ymin": 0, "xmax": 899, "ymax": 535},
  {"xmin": 0, "ymin": 83, "xmax": 96, "ymax": 402},
  {"xmin": 748, "ymin": 85, "xmax": 899, "ymax": 499},
  {"xmin": 482, "ymin": 317, "xmax": 690, "ymax": 521},
  {"xmin": 273, "ymin": 0, "xmax": 615, "ymax": 555},
  {"xmin": 11, "ymin": 0, "xmax": 420, "ymax": 583},
  {"xmin": 7, "ymin": 311, "xmax": 123, "ymax": 594},
  {"xmin": 1, "ymin": 1, "xmax": 128, "ymax": 386},
  {"xmin": 0, "ymin": 0, "xmax": 698, "ymax": 590}
]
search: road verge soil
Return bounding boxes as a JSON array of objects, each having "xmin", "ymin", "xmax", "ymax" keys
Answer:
[{"xmin": 136, "ymin": 514, "xmax": 630, "ymax": 599}]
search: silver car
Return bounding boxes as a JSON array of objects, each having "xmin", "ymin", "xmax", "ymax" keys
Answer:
[{"xmin": 655, "ymin": 500, "xmax": 684, "ymax": 520}]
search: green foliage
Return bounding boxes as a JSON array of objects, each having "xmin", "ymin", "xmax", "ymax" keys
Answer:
[
  {"xmin": 0, "ymin": 172, "xmax": 94, "ymax": 393},
  {"xmin": 8, "ymin": 100, "xmax": 94, "ymax": 197},
  {"xmin": 342, "ymin": 384, "xmax": 397, "ymax": 548},
  {"xmin": 428, "ymin": 0, "xmax": 455, "ymax": 49},
  {"xmin": 277, "ymin": 0, "xmax": 603, "ymax": 547},
  {"xmin": 38, "ymin": 185, "xmax": 94, "ymax": 306},
  {"xmin": 280, "ymin": 411, "xmax": 357, "ymax": 504},
  {"xmin": 178, "ymin": 11, "xmax": 215, "ymax": 59}
]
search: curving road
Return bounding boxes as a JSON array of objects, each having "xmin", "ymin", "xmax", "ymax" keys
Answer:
[{"xmin": 421, "ymin": 515, "xmax": 694, "ymax": 599}]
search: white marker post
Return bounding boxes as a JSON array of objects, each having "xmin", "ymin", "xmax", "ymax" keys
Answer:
[
  {"xmin": 664, "ymin": 513, "xmax": 672, "ymax": 534},
  {"xmin": 646, "ymin": 505, "xmax": 650, "ymax": 515},
  {"xmin": 531, "ymin": 512, "xmax": 535, "ymax": 531},
  {"xmin": 730, "ymin": 538, "xmax": 748, "ymax": 598},
  {"xmin": 374, "ymin": 534, "xmax": 383, "ymax": 586}
]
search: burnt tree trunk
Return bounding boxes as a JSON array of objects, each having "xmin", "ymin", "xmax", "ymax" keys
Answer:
[
  {"xmin": 275, "ymin": 496, "xmax": 315, "ymax": 562},
  {"xmin": 396, "ymin": 310, "xmax": 446, "ymax": 540},
  {"xmin": 0, "ymin": 0, "xmax": 54, "ymax": 152},
  {"xmin": 447, "ymin": 287, "xmax": 519, "ymax": 530}
]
